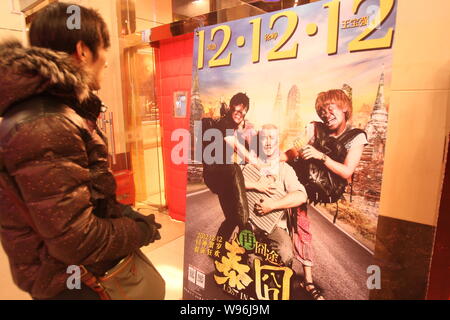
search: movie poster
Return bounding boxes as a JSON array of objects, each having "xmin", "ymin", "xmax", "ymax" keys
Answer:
[{"xmin": 183, "ymin": 0, "xmax": 397, "ymax": 300}]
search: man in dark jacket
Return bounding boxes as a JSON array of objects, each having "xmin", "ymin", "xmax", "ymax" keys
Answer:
[
  {"xmin": 0, "ymin": 3, "xmax": 161, "ymax": 299},
  {"xmin": 202, "ymin": 93, "xmax": 256, "ymax": 247}
]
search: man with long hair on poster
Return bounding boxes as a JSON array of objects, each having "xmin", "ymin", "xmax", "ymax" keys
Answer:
[{"xmin": 285, "ymin": 89, "xmax": 367, "ymax": 300}]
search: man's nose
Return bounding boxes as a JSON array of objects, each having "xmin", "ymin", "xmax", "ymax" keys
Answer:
[{"xmin": 322, "ymin": 109, "xmax": 332, "ymax": 117}]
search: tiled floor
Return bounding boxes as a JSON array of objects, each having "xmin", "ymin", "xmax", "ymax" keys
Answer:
[
  {"xmin": 140, "ymin": 207, "xmax": 185, "ymax": 300},
  {"xmin": 145, "ymin": 235, "xmax": 185, "ymax": 300},
  {"xmin": 0, "ymin": 245, "xmax": 30, "ymax": 300},
  {"xmin": 0, "ymin": 208, "xmax": 185, "ymax": 300}
]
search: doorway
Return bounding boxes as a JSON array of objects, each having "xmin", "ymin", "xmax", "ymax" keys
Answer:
[{"xmin": 121, "ymin": 41, "xmax": 166, "ymax": 210}]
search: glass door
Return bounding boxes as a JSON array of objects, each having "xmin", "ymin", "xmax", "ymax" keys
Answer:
[{"xmin": 121, "ymin": 42, "xmax": 166, "ymax": 210}]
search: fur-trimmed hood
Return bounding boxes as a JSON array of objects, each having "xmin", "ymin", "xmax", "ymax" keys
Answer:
[{"xmin": 0, "ymin": 40, "xmax": 91, "ymax": 116}]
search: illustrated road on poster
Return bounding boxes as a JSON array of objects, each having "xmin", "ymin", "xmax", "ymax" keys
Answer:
[{"xmin": 184, "ymin": 190, "xmax": 373, "ymax": 300}]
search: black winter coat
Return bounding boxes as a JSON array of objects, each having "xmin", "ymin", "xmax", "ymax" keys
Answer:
[{"xmin": 0, "ymin": 41, "xmax": 153, "ymax": 299}]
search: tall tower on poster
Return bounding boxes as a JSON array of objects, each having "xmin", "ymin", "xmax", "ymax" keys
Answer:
[
  {"xmin": 286, "ymin": 85, "xmax": 300, "ymax": 129},
  {"xmin": 279, "ymin": 85, "xmax": 303, "ymax": 150},
  {"xmin": 190, "ymin": 70, "xmax": 204, "ymax": 164},
  {"xmin": 273, "ymin": 83, "xmax": 282, "ymax": 127},
  {"xmin": 365, "ymin": 71, "xmax": 389, "ymax": 156},
  {"xmin": 353, "ymin": 71, "xmax": 389, "ymax": 202},
  {"xmin": 191, "ymin": 70, "xmax": 203, "ymax": 121}
]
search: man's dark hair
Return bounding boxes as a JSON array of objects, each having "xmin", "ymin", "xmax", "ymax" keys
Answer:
[
  {"xmin": 229, "ymin": 92, "xmax": 250, "ymax": 111},
  {"xmin": 29, "ymin": 2, "xmax": 110, "ymax": 59}
]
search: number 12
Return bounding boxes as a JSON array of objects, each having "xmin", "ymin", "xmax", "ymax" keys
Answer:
[{"xmin": 324, "ymin": 0, "xmax": 396, "ymax": 54}]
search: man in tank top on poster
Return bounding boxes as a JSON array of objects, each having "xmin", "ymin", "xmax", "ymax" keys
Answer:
[{"xmin": 284, "ymin": 89, "xmax": 368, "ymax": 300}]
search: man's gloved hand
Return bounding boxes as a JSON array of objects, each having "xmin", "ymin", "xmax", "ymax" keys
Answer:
[{"xmin": 122, "ymin": 207, "xmax": 162, "ymax": 246}]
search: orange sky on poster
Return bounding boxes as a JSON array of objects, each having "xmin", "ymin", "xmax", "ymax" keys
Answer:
[{"xmin": 195, "ymin": 0, "xmax": 394, "ymax": 134}]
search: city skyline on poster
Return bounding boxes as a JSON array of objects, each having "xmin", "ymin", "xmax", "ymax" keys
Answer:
[{"xmin": 193, "ymin": 0, "xmax": 394, "ymax": 131}]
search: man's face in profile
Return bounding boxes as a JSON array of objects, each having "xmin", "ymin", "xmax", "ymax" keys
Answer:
[{"xmin": 82, "ymin": 44, "xmax": 108, "ymax": 91}]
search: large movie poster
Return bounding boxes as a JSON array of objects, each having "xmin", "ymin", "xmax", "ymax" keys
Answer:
[{"xmin": 183, "ymin": 0, "xmax": 397, "ymax": 300}]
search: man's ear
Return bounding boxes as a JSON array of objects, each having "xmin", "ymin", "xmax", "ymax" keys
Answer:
[
  {"xmin": 74, "ymin": 41, "xmax": 87, "ymax": 62},
  {"xmin": 341, "ymin": 104, "xmax": 349, "ymax": 114}
]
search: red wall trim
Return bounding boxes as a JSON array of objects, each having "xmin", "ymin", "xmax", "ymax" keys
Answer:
[{"xmin": 155, "ymin": 33, "xmax": 194, "ymax": 221}]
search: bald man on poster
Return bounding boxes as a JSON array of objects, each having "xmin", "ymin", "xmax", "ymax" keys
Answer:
[{"xmin": 243, "ymin": 124, "xmax": 326, "ymax": 299}]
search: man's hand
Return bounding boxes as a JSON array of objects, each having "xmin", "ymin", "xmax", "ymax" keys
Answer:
[
  {"xmin": 301, "ymin": 145, "xmax": 324, "ymax": 161},
  {"xmin": 223, "ymin": 135, "xmax": 237, "ymax": 146},
  {"xmin": 122, "ymin": 207, "xmax": 162, "ymax": 245},
  {"xmin": 255, "ymin": 198, "xmax": 276, "ymax": 216}
]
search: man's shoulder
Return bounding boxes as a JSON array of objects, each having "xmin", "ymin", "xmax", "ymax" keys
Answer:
[
  {"xmin": 340, "ymin": 126, "xmax": 367, "ymax": 148},
  {"xmin": 0, "ymin": 95, "xmax": 86, "ymax": 142},
  {"xmin": 3, "ymin": 94, "xmax": 79, "ymax": 119},
  {"xmin": 280, "ymin": 161, "xmax": 307, "ymax": 192},
  {"xmin": 279, "ymin": 161, "xmax": 296, "ymax": 176}
]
